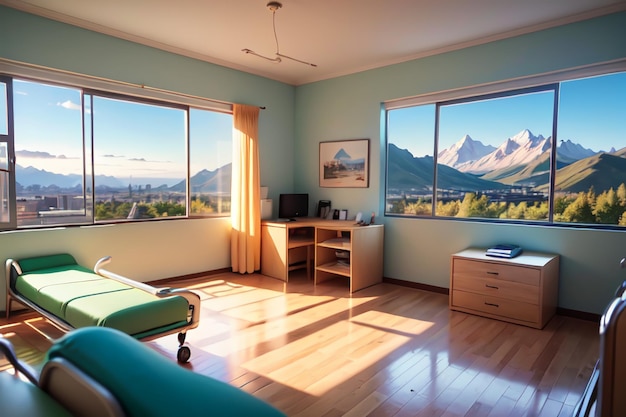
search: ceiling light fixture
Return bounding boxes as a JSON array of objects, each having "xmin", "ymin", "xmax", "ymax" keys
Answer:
[{"xmin": 242, "ymin": 1, "xmax": 317, "ymax": 67}]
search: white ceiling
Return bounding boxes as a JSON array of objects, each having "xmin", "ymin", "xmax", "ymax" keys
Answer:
[{"xmin": 3, "ymin": 0, "xmax": 626, "ymax": 85}]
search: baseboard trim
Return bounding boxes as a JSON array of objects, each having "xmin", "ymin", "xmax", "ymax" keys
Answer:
[
  {"xmin": 148, "ymin": 267, "xmax": 232, "ymax": 286},
  {"xmin": 556, "ymin": 307, "xmax": 600, "ymax": 323},
  {"xmin": 383, "ymin": 277, "xmax": 449, "ymax": 295},
  {"xmin": 383, "ymin": 277, "xmax": 600, "ymax": 323}
]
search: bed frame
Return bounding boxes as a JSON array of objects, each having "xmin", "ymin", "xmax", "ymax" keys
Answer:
[
  {"xmin": 572, "ymin": 279, "xmax": 626, "ymax": 416},
  {"xmin": 5, "ymin": 253, "xmax": 200, "ymax": 363}
]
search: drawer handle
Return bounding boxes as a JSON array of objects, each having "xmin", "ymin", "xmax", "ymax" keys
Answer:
[
  {"xmin": 485, "ymin": 302, "xmax": 500, "ymax": 308},
  {"xmin": 485, "ymin": 284, "xmax": 499, "ymax": 290},
  {"xmin": 487, "ymin": 271, "xmax": 499, "ymax": 275}
]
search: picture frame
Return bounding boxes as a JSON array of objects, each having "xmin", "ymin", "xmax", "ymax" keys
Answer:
[
  {"xmin": 339, "ymin": 209, "xmax": 348, "ymax": 220},
  {"xmin": 319, "ymin": 139, "xmax": 369, "ymax": 188}
]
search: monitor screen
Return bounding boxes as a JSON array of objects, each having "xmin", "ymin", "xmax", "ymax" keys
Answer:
[{"xmin": 278, "ymin": 193, "xmax": 309, "ymax": 220}]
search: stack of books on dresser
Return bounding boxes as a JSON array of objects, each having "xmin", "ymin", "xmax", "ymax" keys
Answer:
[{"xmin": 486, "ymin": 244, "xmax": 523, "ymax": 258}]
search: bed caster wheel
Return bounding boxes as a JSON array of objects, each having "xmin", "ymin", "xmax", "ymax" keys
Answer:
[
  {"xmin": 178, "ymin": 332, "xmax": 186, "ymax": 345},
  {"xmin": 177, "ymin": 346, "xmax": 191, "ymax": 363}
]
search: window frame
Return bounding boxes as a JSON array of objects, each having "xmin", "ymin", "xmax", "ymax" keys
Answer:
[
  {"xmin": 384, "ymin": 59, "xmax": 626, "ymax": 229},
  {"xmin": 0, "ymin": 75, "xmax": 16, "ymax": 229},
  {"xmin": 0, "ymin": 60, "xmax": 233, "ymax": 230}
]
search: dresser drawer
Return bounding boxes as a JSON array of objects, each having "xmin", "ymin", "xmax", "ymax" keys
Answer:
[
  {"xmin": 452, "ymin": 290, "xmax": 539, "ymax": 324},
  {"xmin": 453, "ymin": 258, "xmax": 540, "ymax": 286},
  {"xmin": 452, "ymin": 274, "xmax": 539, "ymax": 304}
]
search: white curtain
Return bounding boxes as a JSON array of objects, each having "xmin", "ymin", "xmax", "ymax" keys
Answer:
[{"xmin": 230, "ymin": 104, "xmax": 261, "ymax": 273}]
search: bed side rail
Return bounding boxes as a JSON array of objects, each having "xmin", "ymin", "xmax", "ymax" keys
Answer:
[{"xmin": 93, "ymin": 256, "xmax": 201, "ymax": 329}]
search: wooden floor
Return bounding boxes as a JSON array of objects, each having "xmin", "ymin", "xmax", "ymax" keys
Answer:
[{"xmin": 1, "ymin": 271, "xmax": 599, "ymax": 417}]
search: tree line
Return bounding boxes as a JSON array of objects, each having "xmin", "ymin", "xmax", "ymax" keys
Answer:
[
  {"xmin": 390, "ymin": 183, "xmax": 626, "ymax": 226},
  {"xmin": 94, "ymin": 196, "xmax": 228, "ymax": 220}
]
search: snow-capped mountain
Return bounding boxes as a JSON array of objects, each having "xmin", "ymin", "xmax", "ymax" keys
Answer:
[
  {"xmin": 389, "ymin": 130, "xmax": 622, "ymax": 195},
  {"xmin": 458, "ymin": 129, "xmax": 549, "ymax": 174},
  {"xmin": 437, "ymin": 134, "xmax": 495, "ymax": 167},
  {"xmin": 438, "ymin": 129, "xmax": 600, "ymax": 175}
]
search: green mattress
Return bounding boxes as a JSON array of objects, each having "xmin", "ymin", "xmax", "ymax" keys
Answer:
[{"xmin": 13, "ymin": 254, "xmax": 189, "ymax": 338}]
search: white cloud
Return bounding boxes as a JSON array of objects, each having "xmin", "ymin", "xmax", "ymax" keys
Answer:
[{"xmin": 57, "ymin": 100, "xmax": 81, "ymax": 111}]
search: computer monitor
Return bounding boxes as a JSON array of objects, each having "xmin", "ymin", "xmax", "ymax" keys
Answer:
[{"xmin": 278, "ymin": 193, "xmax": 309, "ymax": 220}]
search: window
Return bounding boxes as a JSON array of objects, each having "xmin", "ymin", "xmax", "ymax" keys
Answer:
[
  {"xmin": 1, "ymin": 74, "xmax": 232, "ymax": 230},
  {"xmin": 189, "ymin": 108, "xmax": 232, "ymax": 216},
  {"xmin": 90, "ymin": 94, "xmax": 187, "ymax": 221},
  {"xmin": 14, "ymin": 80, "xmax": 87, "ymax": 226},
  {"xmin": 555, "ymin": 72, "xmax": 626, "ymax": 225},
  {"xmin": 385, "ymin": 69, "xmax": 626, "ymax": 228},
  {"xmin": 386, "ymin": 104, "xmax": 435, "ymax": 215}
]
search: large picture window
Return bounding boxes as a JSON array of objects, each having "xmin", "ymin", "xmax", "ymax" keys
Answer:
[
  {"xmin": 386, "ymin": 69, "xmax": 626, "ymax": 228},
  {"xmin": 1, "ymin": 74, "xmax": 232, "ymax": 230}
]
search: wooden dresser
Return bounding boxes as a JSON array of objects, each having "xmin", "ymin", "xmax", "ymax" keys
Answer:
[{"xmin": 450, "ymin": 248, "xmax": 559, "ymax": 329}]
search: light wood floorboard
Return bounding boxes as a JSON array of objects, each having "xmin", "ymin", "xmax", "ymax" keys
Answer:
[{"xmin": 0, "ymin": 271, "xmax": 599, "ymax": 417}]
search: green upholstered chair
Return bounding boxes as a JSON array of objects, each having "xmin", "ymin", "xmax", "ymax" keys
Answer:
[
  {"xmin": 0, "ymin": 371, "xmax": 73, "ymax": 417},
  {"xmin": 1, "ymin": 327, "xmax": 286, "ymax": 417}
]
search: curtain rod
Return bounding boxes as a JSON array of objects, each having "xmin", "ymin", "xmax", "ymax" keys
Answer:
[{"xmin": 139, "ymin": 82, "xmax": 265, "ymax": 110}]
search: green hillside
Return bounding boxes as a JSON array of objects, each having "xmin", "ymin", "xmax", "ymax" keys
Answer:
[
  {"xmin": 552, "ymin": 153, "xmax": 626, "ymax": 192},
  {"xmin": 387, "ymin": 144, "xmax": 508, "ymax": 192}
]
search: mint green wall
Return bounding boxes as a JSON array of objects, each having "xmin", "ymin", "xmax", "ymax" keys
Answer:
[
  {"xmin": 0, "ymin": 6, "xmax": 296, "ymax": 311},
  {"xmin": 2, "ymin": 5, "xmax": 626, "ymax": 316},
  {"xmin": 295, "ymin": 12, "xmax": 626, "ymax": 315}
]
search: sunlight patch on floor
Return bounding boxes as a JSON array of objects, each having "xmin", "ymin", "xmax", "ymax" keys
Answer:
[
  {"xmin": 241, "ymin": 311, "xmax": 434, "ymax": 396},
  {"xmin": 199, "ymin": 294, "xmax": 378, "ymax": 358}
]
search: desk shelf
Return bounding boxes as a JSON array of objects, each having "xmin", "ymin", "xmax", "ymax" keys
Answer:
[
  {"xmin": 317, "ymin": 237, "xmax": 351, "ymax": 250},
  {"xmin": 316, "ymin": 261, "xmax": 351, "ymax": 277}
]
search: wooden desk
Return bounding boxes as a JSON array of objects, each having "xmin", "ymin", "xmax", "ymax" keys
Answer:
[{"xmin": 261, "ymin": 219, "xmax": 384, "ymax": 293}]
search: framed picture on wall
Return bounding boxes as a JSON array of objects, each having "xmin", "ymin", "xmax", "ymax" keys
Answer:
[{"xmin": 319, "ymin": 139, "xmax": 369, "ymax": 188}]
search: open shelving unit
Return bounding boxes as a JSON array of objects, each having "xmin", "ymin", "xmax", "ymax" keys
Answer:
[
  {"xmin": 315, "ymin": 232, "xmax": 351, "ymax": 277},
  {"xmin": 314, "ymin": 224, "xmax": 384, "ymax": 293}
]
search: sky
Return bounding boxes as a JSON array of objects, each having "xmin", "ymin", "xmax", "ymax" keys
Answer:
[
  {"xmin": 5, "ymin": 71, "xmax": 626, "ymax": 181},
  {"xmin": 389, "ymin": 71, "xmax": 626, "ymax": 157},
  {"xmin": 10, "ymin": 79, "xmax": 232, "ymax": 184}
]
